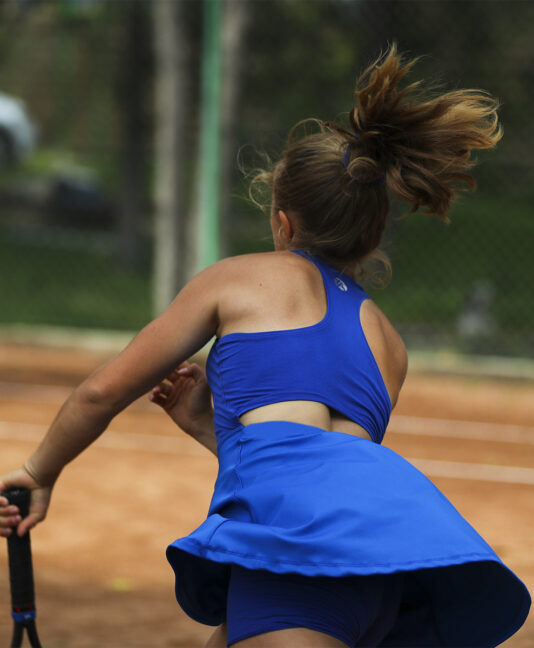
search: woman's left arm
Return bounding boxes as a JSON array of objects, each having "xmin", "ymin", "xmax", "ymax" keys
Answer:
[
  {"xmin": 0, "ymin": 261, "xmax": 226, "ymax": 535},
  {"xmin": 150, "ymin": 362, "xmax": 218, "ymax": 457}
]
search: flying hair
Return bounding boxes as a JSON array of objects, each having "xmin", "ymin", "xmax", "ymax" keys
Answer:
[{"xmin": 250, "ymin": 43, "xmax": 502, "ymax": 279}]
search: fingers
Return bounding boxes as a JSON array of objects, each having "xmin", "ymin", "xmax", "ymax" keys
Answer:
[
  {"xmin": 165, "ymin": 361, "xmax": 194, "ymax": 383},
  {"xmin": 171, "ymin": 362, "xmax": 205, "ymax": 382},
  {"xmin": 156, "ymin": 382, "xmax": 173, "ymax": 397},
  {"xmin": 17, "ymin": 489, "xmax": 50, "ymax": 536},
  {"xmin": 151, "ymin": 363, "xmax": 195, "ymax": 396},
  {"xmin": 0, "ymin": 512, "xmax": 22, "ymax": 537},
  {"xmin": 0, "ymin": 494, "xmax": 16, "ymax": 508},
  {"xmin": 149, "ymin": 387, "xmax": 166, "ymax": 406},
  {"xmin": 149, "ymin": 362, "xmax": 206, "ymax": 405},
  {"xmin": 0, "ymin": 496, "xmax": 22, "ymax": 537},
  {"xmin": 177, "ymin": 363, "xmax": 206, "ymax": 387},
  {"xmin": 17, "ymin": 512, "xmax": 43, "ymax": 537},
  {"xmin": 0, "ymin": 503, "xmax": 20, "ymax": 516},
  {"xmin": 0, "ymin": 471, "xmax": 52, "ymax": 537},
  {"xmin": 149, "ymin": 381, "xmax": 175, "ymax": 406}
]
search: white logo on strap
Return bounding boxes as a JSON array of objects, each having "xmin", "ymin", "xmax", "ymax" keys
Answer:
[{"xmin": 334, "ymin": 277, "xmax": 348, "ymax": 292}]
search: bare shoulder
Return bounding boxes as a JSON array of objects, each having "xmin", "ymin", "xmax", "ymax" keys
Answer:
[
  {"xmin": 211, "ymin": 250, "xmax": 311, "ymax": 291},
  {"xmin": 360, "ymin": 299, "xmax": 408, "ymax": 406},
  {"xmin": 214, "ymin": 250, "xmax": 301, "ymax": 276},
  {"xmin": 360, "ymin": 299, "xmax": 405, "ymax": 349},
  {"xmin": 183, "ymin": 252, "xmax": 286, "ymax": 293},
  {"xmin": 213, "ymin": 251, "xmax": 317, "ymax": 336}
]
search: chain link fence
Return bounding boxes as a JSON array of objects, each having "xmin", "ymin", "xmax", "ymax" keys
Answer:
[{"xmin": 0, "ymin": 0, "xmax": 532, "ymax": 358}]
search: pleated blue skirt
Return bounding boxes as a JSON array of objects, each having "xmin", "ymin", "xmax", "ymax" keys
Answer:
[{"xmin": 167, "ymin": 421, "xmax": 531, "ymax": 647}]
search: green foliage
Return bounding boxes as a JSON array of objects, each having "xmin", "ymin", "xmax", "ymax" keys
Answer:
[
  {"xmin": 365, "ymin": 193, "xmax": 534, "ymax": 354},
  {"xmin": 0, "ymin": 225, "xmax": 151, "ymax": 330},
  {"xmin": 0, "ymin": 148, "xmax": 85, "ymax": 188},
  {"xmin": 0, "ymin": 0, "xmax": 532, "ymax": 355}
]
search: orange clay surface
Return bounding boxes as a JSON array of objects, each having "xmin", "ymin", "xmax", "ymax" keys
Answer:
[{"xmin": 0, "ymin": 343, "xmax": 533, "ymax": 647}]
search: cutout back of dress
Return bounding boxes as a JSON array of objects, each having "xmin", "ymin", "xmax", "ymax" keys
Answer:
[{"xmin": 206, "ymin": 249, "xmax": 392, "ymax": 444}]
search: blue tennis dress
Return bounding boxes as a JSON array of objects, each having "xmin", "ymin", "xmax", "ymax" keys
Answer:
[{"xmin": 167, "ymin": 250, "xmax": 530, "ymax": 647}]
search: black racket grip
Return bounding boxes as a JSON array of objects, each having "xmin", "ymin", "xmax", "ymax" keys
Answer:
[{"xmin": 2, "ymin": 488, "xmax": 36, "ymax": 611}]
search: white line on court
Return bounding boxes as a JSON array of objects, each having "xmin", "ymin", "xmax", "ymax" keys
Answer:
[
  {"xmin": 389, "ymin": 415, "xmax": 534, "ymax": 445},
  {"xmin": 2, "ymin": 381, "xmax": 534, "ymax": 444},
  {"xmin": 0, "ymin": 381, "xmax": 81, "ymax": 403},
  {"xmin": 0, "ymin": 421, "xmax": 208, "ymax": 456},
  {"xmin": 408, "ymin": 458, "xmax": 534, "ymax": 486},
  {"xmin": 0, "ymin": 379, "xmax": 73, "ymax": 403},
  {"xmin": 1, "ymin": 420, "xmax": 534, "ymax": 485}
]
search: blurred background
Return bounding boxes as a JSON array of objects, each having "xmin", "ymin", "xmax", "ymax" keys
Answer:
[
  {"xmin": 0, "ymin": 0, "xmax": 533, "ymax": 363},
  {"xmin": 1, "ymin": 4, "xmax": 534, "ymax": 646}
]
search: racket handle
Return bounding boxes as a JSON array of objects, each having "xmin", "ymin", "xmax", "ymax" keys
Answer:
[{"xmin": 2, "ymin": 488, "xmax": 37, "ymax": 614}]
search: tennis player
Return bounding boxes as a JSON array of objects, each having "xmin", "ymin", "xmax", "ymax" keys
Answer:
[{"xmin": 0, "ymin": 46, "xmax": 530, "ymax": 647}]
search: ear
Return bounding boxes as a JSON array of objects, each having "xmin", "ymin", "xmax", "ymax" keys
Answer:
[{"xmin": 278, "ymin": 210, "xmax": 294, "ymax": 242}]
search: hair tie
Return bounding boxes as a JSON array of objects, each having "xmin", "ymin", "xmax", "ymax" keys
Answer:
[
  {"xmin": 343, "ymin": 133, "xmax": 359, "ymax": 169},
  {"xmin": 365, "ymin": 174, "xmax": 386, "ymax": 186},
  {"xmin": 343, "ymin": 133, "xmax": 385, "ymax": 186},
  {"xmin": 343, "ymin": 142, "xmax": 354, "ymax": 169}
]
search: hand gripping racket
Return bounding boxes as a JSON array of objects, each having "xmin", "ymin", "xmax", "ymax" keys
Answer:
[{"xmin": 2, "ymin": 488, "xmax": 42, "ymax": 648}]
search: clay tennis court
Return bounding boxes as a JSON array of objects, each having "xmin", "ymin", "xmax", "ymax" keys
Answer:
[{"xmin": 0, "ymin": 343, "xmax": 533, "ymax": 647}]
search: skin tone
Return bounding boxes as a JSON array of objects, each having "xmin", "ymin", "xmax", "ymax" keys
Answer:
[
  {"xmin": 0, "ymin": 206, "xmax": 407, "ymax": 648},
  {"xmin": 149, "ymin": 364, "xmax": 353, "ymax": 648},
  {"xmin": 151, "ymin": 363, "xmax": 350, "ymax": 647},
  {"xmin": 153, "ymin": 209, "xmax": 407, "ymax": 648},
  {"xmin": 237, "ymin": 209, "xmax": 407, "ymax": 440},
  {"xmin": 149, "ymin": 362, "xmax": 217, "ymax": 456}
]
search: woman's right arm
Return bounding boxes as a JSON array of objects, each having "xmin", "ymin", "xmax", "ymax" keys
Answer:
[{"xmin": 0, "ymin": 259, "xmax": 232, "ymax": 535}]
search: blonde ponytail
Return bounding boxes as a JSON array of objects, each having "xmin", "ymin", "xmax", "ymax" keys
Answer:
[
  {"xmin": 250, "ymin": 44, "xmax": 502, "ymax": 277},
  {"xmin": 344, "ymin": 43, "xmax": 502, "ymax": 219}
]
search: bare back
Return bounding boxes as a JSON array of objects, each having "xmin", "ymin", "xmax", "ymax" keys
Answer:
[{"xmin": 216, "ymin": 251, "xmax": 407, "ymax": 441}]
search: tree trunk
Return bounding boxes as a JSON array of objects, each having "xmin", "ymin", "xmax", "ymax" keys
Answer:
[
  {"xmin": 219, "ymin": 0, "xmax": 250, "ymax": 258},
  {"xmin": 152, "ymin": 0, "xmax": 190, "ymax": 315},
  {"xmin": 115, "ymin": 0, "xmax": 151, "ymax": 270}
]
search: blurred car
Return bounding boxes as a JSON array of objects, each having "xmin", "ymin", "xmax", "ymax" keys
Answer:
[
  {"xmin": 46, "ymin": 173, "xmax": 115, "ymax": 228},
  {"xmin": 0, "ymin": 92, "xmax": 37, "ymax": 167}
]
